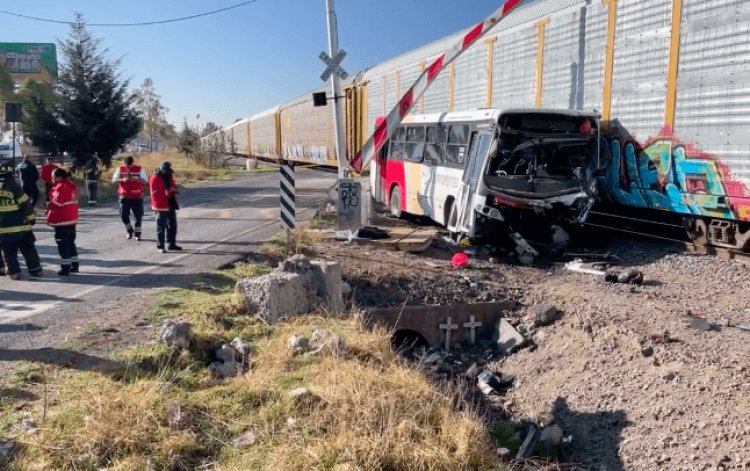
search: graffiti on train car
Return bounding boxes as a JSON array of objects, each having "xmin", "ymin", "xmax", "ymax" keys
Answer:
[
  {"xmin": 602, "ymin": 126, "xmax": 750, "ymax": 221},
  {"xmin": 284, "ymin": 142, "xmax": 330, "ymax": 164}
]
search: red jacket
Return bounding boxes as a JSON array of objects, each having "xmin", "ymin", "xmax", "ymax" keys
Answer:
[
  {"xmin": 116, "ymin": 164, "xmax": 145, "ymax": 198},
  {"xmin": 40, "ymin": 163, "xmax": 59, "ymax": 185},
  {"xmin": 149, "ymin": 173, "xmax": 176, "ymax": 212},
  {"xmin": 46, "ymin": 179, "xmax": 79, "ymax": 226}
]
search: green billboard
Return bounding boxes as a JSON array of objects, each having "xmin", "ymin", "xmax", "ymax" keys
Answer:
[{"xmin": 0, "ymin": 43, "xmax": 57, "ymax": 84}]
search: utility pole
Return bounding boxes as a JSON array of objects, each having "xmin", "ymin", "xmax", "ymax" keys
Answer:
[{"xmin": 325, "ymin": 0, "xmax": 348, "ymax": 178}]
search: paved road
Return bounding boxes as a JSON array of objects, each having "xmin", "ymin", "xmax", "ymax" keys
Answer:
[{"xmin": 0, "ymin": 167, "xmax": 335, "ymax": 349}]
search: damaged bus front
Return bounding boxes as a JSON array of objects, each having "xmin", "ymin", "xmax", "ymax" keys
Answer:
[{"xmin": 449, "ymin": 109, "xmax": 601, "ymax": 263}]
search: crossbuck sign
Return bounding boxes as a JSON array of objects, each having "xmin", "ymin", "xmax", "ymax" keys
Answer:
[{"xmin": 319, "ymin": 49, "xmax": 348, "ymax": 82}]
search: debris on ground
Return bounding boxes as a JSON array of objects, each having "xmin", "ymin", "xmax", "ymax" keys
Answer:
[
  {"xmin": 158, "ymin": 319, "xmax": 191, "ymax": 349},
  {"xmin": 287, "ymin": 334, "xmax": 310, "ymax": 355},
  {"xmin": 476, "ymin": 369, "xmax": 514, "ymax": 396},
  {"xmin": 497, "ymin": 319, "xmax": 525, "ymax": 354}
]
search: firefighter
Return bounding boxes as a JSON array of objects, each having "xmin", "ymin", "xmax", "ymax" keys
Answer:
[
  {"xmin": 46, "ymin": 168, "xmax": 79, "ymax": 276},
  {"xmin": 0, "ymin": 162, "xmax": 43, "ymax": 280},
  {"xmin": 112, "ymin": 156, "xmax": 147, "ymax": 240},
  {"xmin": 40, "ymin": 156, "xmax": 59, "ymax": 205},
  {"xmin": 148, "ymin": 161, "xmax": 181, "ymax": 253}
]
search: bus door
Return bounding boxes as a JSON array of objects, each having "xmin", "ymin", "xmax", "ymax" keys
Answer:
[{"xmin": 450, "ymin": 131, "xmax": 493, "ymax": 235}]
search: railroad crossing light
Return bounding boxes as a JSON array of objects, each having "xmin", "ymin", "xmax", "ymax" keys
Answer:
[
  {"xmin": 5, "ymin": 103, "xmax": 22, "ymax": 123},
  {"xmin": 312, "ymin": 92, "xmax": 327, "ymax": 107}
]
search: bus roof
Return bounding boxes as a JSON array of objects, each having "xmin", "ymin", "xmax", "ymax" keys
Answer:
[{"xmin": 400, "ymin": 108, "xmax": 599, "ymax": 126}]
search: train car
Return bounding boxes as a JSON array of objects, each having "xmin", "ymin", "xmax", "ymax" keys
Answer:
[
  {"xmin": 247, "ymin": 105, "xmax": 281, "ymax": 160},
  {"xmin": 225, "ymin": 118, "xmax": 250, "ymax": 155},
  {"xmin": 278, "ymin": 82, "xmax": 351, "ymax": 166},
  {"xmin": 355, "ymin": 0, "xmax": 750, "ymax": 250}
]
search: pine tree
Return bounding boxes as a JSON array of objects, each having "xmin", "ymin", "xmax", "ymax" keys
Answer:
[{"xmin": 23, "ymin": 14, "xmax": 141, "ymax": 165}]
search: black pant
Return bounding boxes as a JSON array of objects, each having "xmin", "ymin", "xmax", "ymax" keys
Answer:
[
  {"xmin": 54, "ymin": 226, "xmax": 78, "ymax": 267},
  {"xmin": 22, "ymin": 184, "xmax": 40, "ymax": 208},
  {"xmin": 44, "ymin": 182, "xmax": 53, "ymax": 203},
  {"xmin": 119, "ymin": 198, "xmax": 144, "ymax": 235},
  {"xmin": 156, "ymin": 210, "xmax": 177, "ymax": 248},
  {"xmin": 1, "ymin": 231, "xmax": 42, "ymax": 276},
  {"xmin": 86, "ymin": 181, "xmax": 98, "ymax": 204}
]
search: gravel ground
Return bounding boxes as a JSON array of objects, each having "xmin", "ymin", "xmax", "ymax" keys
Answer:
[{"xmin": 308, "ymin": 235, "xmax": 750, "ymax": 471}]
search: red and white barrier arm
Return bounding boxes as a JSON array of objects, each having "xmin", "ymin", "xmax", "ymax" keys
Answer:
[{"xmin": 348, "ymin": 0, "xmax": 525, "ymax": 174}]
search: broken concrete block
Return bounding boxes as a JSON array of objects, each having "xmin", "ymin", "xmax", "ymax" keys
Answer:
[
  {"xmin": 288, "ymin": 387, "xmax": 311, "ymax": 400},
  {"xmin": 309, "ymin": 261, "xmax": 343, "ymax": 313},
  {"xmin": 216, "ymin": 344, "xmax": 238, "ymax": 364},
  {"xmin": 528, "ymin": 304, "xmax": 561, "ymax": 327},
  {"xmin": 236, "ymin": 272, "xmax": 310, "ymax": 324},
  {"xmin": 287, "ymin": 334, "xmax": 310, "ymax": 355},
  {"xmin": 477, "ymin": 369, "xmax": 514, "ymax": 396},
  {"xmin": 232, "ymin": 430, "xmax": 257, "ymax": 448},
  {"xmin": 208, "ymin": 360, "xmax": 242, "ymax": 379},
  {"xmin": 279, "ymin": 253, "xmax": 312, "ymax": 273},
  {"xmin": 497, "ymin": 319, "xmax": 525, "ymax": 354},
  {"xmin": 230, "ymin": 337, "xmax": 253, "ymax": 359},
  {"xmin": 539, "ymin": 424, "xmax": 564, "ymax": 449},
  {"xmin": 309, "ymin": 329, "xmax": 344, "ymax": 356},
  {"xmin": 158, "ymin": 320, "xmax": 191, "ymax": 349}
]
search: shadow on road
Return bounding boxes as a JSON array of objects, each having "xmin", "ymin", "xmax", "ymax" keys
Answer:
[
  {"xmin": 0, "ymin": 290, "xmax": 83, "ymax": 304},
  {"xmin": 0, "ymin": 324, "xmax": 45, "ymax": 334},
  {"xmin": 0, "ymin": 347, "xmax": 125, "ymax": 377},
  {"xmin": 552, "ymin": 397, "xmax": 628, "ymax": 471}
]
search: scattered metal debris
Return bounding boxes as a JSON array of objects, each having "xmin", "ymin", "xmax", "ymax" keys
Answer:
[
  {"xmin": 476, "ymin": 369, "xmax": 514, "ymax": 396},
  {"xmin": 565, "ymin": 260, "xmax": 644, "ymax": 284}
]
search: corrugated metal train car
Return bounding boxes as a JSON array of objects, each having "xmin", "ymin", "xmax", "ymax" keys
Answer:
[{"xmin": 205, "ymin": 0, "xmax": 750, "ymax": 249}]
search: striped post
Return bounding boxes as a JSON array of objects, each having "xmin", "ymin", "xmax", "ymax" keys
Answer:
[
  {"xmin": 280, "ymin": 163, "xmax": 296, "ymax": 230},
  {"xmin": 348, "ymin": 0, "xmax": 525, "ymax": 173}
]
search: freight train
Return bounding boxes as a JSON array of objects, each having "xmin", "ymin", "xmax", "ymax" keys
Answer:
[{"xmin": 203, "ymin": 0, "xmax": 750, "ymax": 252}]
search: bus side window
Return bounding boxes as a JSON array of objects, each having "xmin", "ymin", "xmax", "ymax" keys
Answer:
[
  {"xmin": 446, "ymin": 124, "xmax": 469, "ymax": 167},
  {"xmin": 425, "ymin": 126, "xmax": 442, "ymax": 165},
  {"xmin": 389, "ymin": 126, "xmax": 406, "ymax": 160},
  {"xmin": 405, "ymin": 126, "xmax": 426, "ymax": 162}
]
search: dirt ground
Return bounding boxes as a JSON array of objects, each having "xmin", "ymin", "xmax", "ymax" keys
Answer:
[{"xmin": 306, "ymin": 231, "xmax": 750, "ymax": 471}]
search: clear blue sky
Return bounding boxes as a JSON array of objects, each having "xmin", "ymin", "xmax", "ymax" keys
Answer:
[{"xmin": 2, "ymin": 1, "xmax": 507, "ymax": 128}]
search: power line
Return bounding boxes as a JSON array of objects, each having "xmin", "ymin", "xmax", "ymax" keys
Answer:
[{"xmin": 0, "ymin": 0, "xmax": 259, "ymax": 27}]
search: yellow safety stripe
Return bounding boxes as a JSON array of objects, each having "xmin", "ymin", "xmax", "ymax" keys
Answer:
[
  {"xmin": 0, "ymin": 205, "xmax": 21, "ymax": 212},
  {"xmin": 16, "ymin": 194, "xmax": 29, "ymax": 204},
  {"xmin": 0, "ymin": 225, "xmax": 32, "ymax": 234}
]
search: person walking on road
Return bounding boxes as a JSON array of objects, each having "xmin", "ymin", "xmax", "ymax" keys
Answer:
[
  {"xmin": 40, "ymin": 156, "xmax": 59, "ymax": 205},
  {"xmin": 16, "ymin": 154, "xmax": 40, "ymax": 208},
  {"xmin": 112, "ymin": 156, "xmax": 146, "ymax": 240},
  {"xmin": 46, "ymin": 168, "xmax": 79, "ymax": 276},
  {"xmin": 0, "ymin": 162, "xmax": 43, "ymax": 280},
  {"xmin": 149, "ymin": 161, "xmax": 181, "ymax": 253},
  {"xmin": 84, "ymin": 156, "xmax": 102, "ymax": 206}
]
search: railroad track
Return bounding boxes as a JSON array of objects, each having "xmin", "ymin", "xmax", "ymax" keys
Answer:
[{"xmin": 583, "ymin": 209, "xmax": 750, "ymax": 263}]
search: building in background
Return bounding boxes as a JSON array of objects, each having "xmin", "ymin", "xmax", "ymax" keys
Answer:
[{"xmin": 0, "ymin": 43, "xmax": 57, "ymax": 90}]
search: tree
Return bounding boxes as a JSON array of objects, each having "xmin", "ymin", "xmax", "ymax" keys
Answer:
[
  {"xmin": 19, "ymin": 80, "xmax": 62, "ymax": 153},
  {"xmin": 176, "ymin": 119, "xmax": 200, "ymax": 158},
  {"xmin": 0, "ymin": 64, "xmax": 14, "ymax": 131},
  {"xmin": 201, "ymin": 121, "xmax": 220, "ymax": 137},
  {"xmin": 134, "ymin": 78, "xmax": 169, "ymax": 151},
  {"xmin": 23, "ymin": 14, "xmax": 141, "ymax": 164}
]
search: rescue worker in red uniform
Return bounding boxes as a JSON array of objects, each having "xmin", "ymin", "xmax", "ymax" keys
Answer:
[
  {"xmin": 112, "ymin": 156, "xmax": 147, "ymax": 240},
  {"xmin": 46, "ymin": 168, "xmax": 80, "ymax": 276},
  {"xmin": 0, "ymin": 162, "xmax": 43, "ymax": 280},
  {"xmin": 40, "ymin": 156, "xmax": 59, "ymax": 205},
  {"xmin": 149, "ymin": 161, "xmax": 181, "ymax": 253}
]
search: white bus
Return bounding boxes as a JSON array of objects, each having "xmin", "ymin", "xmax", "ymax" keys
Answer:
[{"xmin": 371, "ymin": 108, "xmax": 601, "ymax": 260}]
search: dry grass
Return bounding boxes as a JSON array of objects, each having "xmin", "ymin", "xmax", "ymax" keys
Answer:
[
  {"xmin": 5, "ymin": 262, "xmax": 501, "ymax": 471},
  {"xmin": 102, "ymin": 151, "xmax": 231, "ymax": 184}
]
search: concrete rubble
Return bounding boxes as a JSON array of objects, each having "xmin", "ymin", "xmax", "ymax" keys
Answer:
[
  {"xmin": 208, "ymin": 337, "xmax": 252, "ymax": 379},
  {"xmin": 287, "ymin": 334, "xmax": 310, "ymax": 355},
  {"xmin": 235, "ymin": 254, "xmax": 343, "ymax": 324},
  {"xmin": 232, "ymin": 430, "xmax": 257, "ymax": 448},
  {"xmin": 158, "ymin": 320, "xmax": 191, "ymax": 349},
  {"xmin": 497, "ymin": 319, "xmax": 525, "ymax": 354},
  {"xmin": 309, "ymin": 329, "xmax": 344, "ymax": 356}
]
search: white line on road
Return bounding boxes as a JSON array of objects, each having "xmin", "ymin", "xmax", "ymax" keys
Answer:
[{"xmin": 0, "ymin": 199, "xmax": 321, "ymax": 323}]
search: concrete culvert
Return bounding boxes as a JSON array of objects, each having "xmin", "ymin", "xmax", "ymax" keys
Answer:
[{"xmin": 391, "ymin": 329, "xmax": 429, "ymax": 351}]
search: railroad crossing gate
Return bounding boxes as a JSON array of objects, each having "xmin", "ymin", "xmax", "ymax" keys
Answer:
[{"xmin": 280, "ymin": 163, "xmax": 295, "ymax": 230}]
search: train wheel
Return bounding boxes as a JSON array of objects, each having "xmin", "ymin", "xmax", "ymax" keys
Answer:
[
  {"xmin": 684, "ymin": 217, "xmax": 708, "ymax": 246},
  {"xmin": 389, "ymin": 186, "xmax": 402, "ymax": 218}
]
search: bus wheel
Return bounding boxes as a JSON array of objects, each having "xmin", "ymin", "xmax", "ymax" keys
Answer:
[{"xmin": 389, "ymin": 186, "xmax": 402, "ymax": 218}]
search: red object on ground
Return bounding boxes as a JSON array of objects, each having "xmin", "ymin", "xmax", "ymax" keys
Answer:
[{"xmin": 451, "ymin": 253, "xmax": 469, "ymax": 269}]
